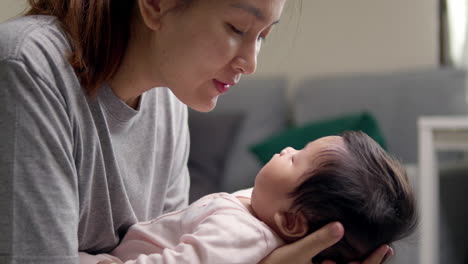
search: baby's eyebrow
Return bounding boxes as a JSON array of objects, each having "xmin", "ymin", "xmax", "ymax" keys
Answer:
[{"xmin": 304, "ymin": 142, "xmax": 314, "ymax": 151}]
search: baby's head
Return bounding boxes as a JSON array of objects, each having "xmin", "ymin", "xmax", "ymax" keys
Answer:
[{"xmin": 250, "ymin": 131, "xmax": 418, "ymax": 263}]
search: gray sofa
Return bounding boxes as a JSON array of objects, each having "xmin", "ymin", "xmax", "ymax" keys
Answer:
[
  {"xmin": 293, "ymin": 68, "xmax": 467, "ymax": 164},
  {"xmin": 187, "ymin": 67, "xmax": 468, "ymax": 263}
]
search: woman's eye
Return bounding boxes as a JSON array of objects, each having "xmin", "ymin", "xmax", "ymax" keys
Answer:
[{"xmin": 229, "ymin": 24, "xmax": 245, "ymax": 36}]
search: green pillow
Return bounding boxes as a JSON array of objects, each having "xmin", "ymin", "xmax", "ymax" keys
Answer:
[{"xmin": 249, "ymin": 112, "xmax": 387, "ymax": 164}]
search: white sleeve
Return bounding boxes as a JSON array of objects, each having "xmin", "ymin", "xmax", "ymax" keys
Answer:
[
  {"xmin": 79, "ymin": 252, "xmax": 123, "ymax": 264},
  {"xmin": 111, "ymin": 210, "xmax": 272, "ymax": 264}
]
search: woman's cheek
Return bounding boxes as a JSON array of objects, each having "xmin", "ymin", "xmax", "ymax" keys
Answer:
[{"xmin": 220, "ymin": 36, "xmax": 241, "ymax": 59}]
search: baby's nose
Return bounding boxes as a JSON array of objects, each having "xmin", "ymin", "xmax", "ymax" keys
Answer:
[{"xmin": 280, "ymin": 147, "xmax": 296, "ymax": 156}]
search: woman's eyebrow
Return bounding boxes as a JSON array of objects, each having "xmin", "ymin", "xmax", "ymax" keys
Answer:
[{"xmin": 230, "ymin": 3, "xmax": 280, "ymax": 25}]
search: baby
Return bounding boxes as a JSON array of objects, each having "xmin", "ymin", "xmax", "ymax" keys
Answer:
[{"xmin": 80, "ymin": 131, "xmax": 418, "ymax": 264}]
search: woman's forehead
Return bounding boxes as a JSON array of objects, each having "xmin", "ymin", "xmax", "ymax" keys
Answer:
[
  {"xmin": 228, "ymin": 1, "xmax": 281, "ymax": 22},
  {"xmin": 219, "ymin": 0, "xmax": 286, "ymax": 20}
]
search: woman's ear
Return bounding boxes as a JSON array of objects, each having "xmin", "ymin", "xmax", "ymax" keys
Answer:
[
  {"xmin": 137, "ymin": 0, "xmax": 177, "ymax": 31},
  {"xmin": 274, "ymin": 210, "xmax": 308, "ymax": 239}
]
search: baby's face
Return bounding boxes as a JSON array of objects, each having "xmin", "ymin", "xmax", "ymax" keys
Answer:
[{"xmin": 250, "ymin": 136, "xmax": 345, "ymax": 225}]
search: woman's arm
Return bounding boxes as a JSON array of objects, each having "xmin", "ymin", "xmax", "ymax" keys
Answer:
[
  {"xmin": 259, "ymin": 222, "xmax": 392, "ymax": 264},
  {"xmin": 0, "ymin": 59, "xmax": 80, "ymax": 264}
]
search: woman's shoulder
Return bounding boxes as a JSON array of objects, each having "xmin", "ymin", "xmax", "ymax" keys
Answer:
[
  {"xmin": 0, "ymin": 15, "xmax": 71, "ymax": 73},
  {"xmin": 0, "ymin": 15, "xmax": 83, "ymax": 98}
]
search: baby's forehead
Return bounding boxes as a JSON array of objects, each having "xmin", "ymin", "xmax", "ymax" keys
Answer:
[
  {"xmin": 321, "ymin": 135, "xmax": 344, "ymax": 144},
  {"xmin": 306, "ymin": 135, "xmax": 345, "ymax": 152},
  {"xmin": 302, "ymin": 136, "xmax": 347, "ymax": 166}
]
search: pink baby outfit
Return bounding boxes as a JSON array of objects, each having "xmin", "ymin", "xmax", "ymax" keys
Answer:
[{"xmin": 80, "ymin": 189, "xmax": 284, "ymax": 264}]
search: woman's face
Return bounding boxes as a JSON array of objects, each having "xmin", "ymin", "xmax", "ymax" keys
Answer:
[{"xmin": 150, "ymin": 0, "xmax": 287, "ymax": 112}]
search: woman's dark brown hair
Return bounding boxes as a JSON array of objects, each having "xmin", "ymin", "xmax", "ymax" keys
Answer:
[
  {"xmin": 25, "ymin": 0, "xmax": 135, "ymax": 96},
  {"xmin": 289, "ymin": 131, "xmax": 418, "ymax": 264}
]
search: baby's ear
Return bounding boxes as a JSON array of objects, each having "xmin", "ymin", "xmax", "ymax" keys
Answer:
[{"xmin": 274, "ymin": 210, "xmax": 308, "ymax": 239}]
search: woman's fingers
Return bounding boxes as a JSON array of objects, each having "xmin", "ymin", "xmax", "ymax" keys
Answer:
[
  {"xmin": 294, "ymin": 222, "xmax": 344, "ymax": 261},
  {"xmin": 381, "ymin": 247, "xmax": 394, "ymax": 263},
  {"xmin": 259, "ymin": 222, "xmax": 344, "ymax": 264},
  {"xmin": 323, "ymin": 242, "xmax": 393, "ymax": 264},
  {"xmin": 362, "ymin": 245, "xmax": 393, "ymax": 264}
]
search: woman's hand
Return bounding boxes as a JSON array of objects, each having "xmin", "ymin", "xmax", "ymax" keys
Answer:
[
  {"xmin": 259, "ymin": 222, "xmax": 393, "ymax": 264},
  {"xmin": 332, "ymin": 245, "xmax": 393, "ymax": 264},
  {"xmin": 259, "ymin": 222, "xmax": 344, "ymax": 264}
]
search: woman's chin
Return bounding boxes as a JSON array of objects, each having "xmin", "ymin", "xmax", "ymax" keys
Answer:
[{"xmin": 188, "ymin": 97, "xmax": 218, "ymax": 113}]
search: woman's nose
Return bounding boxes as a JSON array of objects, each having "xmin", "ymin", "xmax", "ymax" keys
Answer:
[{"xmin": 232, "ymin": 41, "xmax": 259, "ymax": 75}]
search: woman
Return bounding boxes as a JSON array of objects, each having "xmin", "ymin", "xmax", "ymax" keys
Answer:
[{"xmin": 0, "ymin": 0, "xmax": 392, "ymax": 263}]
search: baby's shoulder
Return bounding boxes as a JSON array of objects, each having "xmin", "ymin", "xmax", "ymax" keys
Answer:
[{"xmin": 189, "ymin": 192, "xmax": 248, "ymax": 213}]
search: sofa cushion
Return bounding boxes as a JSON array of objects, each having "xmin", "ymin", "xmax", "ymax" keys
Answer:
[
  {"xmin": 250, "ymin": 111, "xmax": 386, "ymax": 165},
  {"xmin": 187, "ymin": 110, "xmax": 245, "ymax": 202}
]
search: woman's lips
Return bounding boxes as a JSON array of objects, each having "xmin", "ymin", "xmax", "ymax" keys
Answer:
[{"xmin": 213, "ymin": 79, "xmax": 230, "ymax": 94}]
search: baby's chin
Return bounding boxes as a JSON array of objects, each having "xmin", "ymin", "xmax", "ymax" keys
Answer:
[{"xmin": 248, "ymin": 191, "xmax": 261, "ymax": 219}]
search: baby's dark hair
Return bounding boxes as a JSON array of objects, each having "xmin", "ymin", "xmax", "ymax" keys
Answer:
[{"xmin": 288, "ymin": 131, "xmax": 418, "ymax": 264}]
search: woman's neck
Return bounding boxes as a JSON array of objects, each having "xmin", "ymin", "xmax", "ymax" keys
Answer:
[{"xmin": 109, "ymin": 15, "xmax": 164, "ymax": 108}]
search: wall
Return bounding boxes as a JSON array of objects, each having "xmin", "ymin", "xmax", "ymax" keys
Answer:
[
  {"xmin": 0, "ymin": 0, "xmax": 26, "ymax": 23},
  {"xmin": 255, "ymin": 0, "xmax": 439, "ymax": 89}
]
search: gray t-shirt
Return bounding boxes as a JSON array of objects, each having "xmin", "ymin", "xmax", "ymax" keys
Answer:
[{"xmin": 0, "ymin": 15, "xmax": 190, "ymax": 264}]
